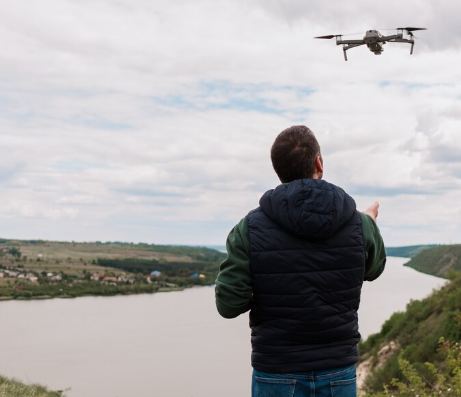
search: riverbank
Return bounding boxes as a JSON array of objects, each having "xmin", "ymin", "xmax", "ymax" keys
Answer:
[
  {"xmin": 0, "ymin": 285, "xmax": 186, "ymax": 302},
  {"xmin": 0, "ymin": 375, "xmax": 66, "ymax": 397},
  {"xmin": 357, "ymin": 271, "xmax": 461, "ymax": 395},
  {"xmin": 0, "ymin": 239, "xmax": 224, "ymax": 301}
]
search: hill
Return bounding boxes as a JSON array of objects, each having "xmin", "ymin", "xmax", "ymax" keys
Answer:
[
  {"xmin": 403, "ymin": 244, "xmax": 461, "ymax": 278},
  {"xmin": 0, "ymin": 238, "xmax": 226, "ymax": 300},
  {"xmin": 386, "ymin": 245, "xmax": 439, "ymax": 258},
  {"xmin": 358, "ymin": 271, "xmax": 461, "ymax": 395}
]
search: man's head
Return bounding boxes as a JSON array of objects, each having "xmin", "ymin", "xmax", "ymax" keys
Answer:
[{"xmin": 271, "ymin": 125, "xmax": 323, "ymax": 183}]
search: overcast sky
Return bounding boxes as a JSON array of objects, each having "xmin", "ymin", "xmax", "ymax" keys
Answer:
[{"xmin": 0, "ymin": 0, "xmax": 460, "ymax": 246}]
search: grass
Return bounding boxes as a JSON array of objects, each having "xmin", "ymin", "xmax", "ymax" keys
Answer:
[
  {"xmin": 0, "ymin": 279, "xmax": 9, "ymax": 287},
  {"xmin": 0, "ymin": 376, "xmax": 65, "ymax": 397}
]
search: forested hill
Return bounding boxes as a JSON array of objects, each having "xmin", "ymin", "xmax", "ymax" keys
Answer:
[
  {"xmin": 403, "ymin": 244, "xmax": 461, "ymax": 278},
  {"xmin": 359, "ymin": 244, "xmax": 461, "ymax": 395},
  {"xmin": 385, "ymin": 245, "xmax": 439, "ymax": 258},
  {"xmin": 358, "ymin": 271, "xmax": 461, "ymax": 395}
]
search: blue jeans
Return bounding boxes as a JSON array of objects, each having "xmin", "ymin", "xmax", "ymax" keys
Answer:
[{"xmin": 252, "ymin": 364, "xmax": 356, "ymax": 397}]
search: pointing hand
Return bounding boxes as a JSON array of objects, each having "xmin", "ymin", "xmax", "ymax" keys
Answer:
[{"xmin": 363, "ymin": 202, "xmax": 379, "ymax": 222}]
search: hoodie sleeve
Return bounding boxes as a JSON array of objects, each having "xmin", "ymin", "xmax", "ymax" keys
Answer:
[
  {"xmin": 360, "ymin": 212, "xmax": 387, "ymax": 281},
  {"xmin": 215, "ymin": 217, "xmax": 253, "ymax": 319}
]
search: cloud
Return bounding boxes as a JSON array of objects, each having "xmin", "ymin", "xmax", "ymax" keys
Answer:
[
  {"xmin": 0, "ymin": 0, "xmax": 460, "ymax": 245},
  {"xmin": 152, "ymin": 81, "xmax": 314, "ymax": 116}
]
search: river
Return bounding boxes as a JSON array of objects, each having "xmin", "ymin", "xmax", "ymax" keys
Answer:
[{"xmin": 0, "ymin": 257, "xmax": 446, "ymax": 397}]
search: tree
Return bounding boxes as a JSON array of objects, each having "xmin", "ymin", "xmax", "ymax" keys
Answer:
[{"xmin": 8, "ymin": 247, "xmax": 21, "ymax": 259}]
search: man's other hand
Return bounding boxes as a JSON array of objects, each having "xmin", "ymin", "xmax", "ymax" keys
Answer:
[{"xmin": 363, "ymin": 202, "xmax": 379, "ymax": 222}]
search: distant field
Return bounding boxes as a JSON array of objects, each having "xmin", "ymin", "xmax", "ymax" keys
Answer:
[
  {"xmin": 0, "ymin": 240, "xmax": 205, "ymax": 276},
  {"xmin": 17, "ymin": 241, "xmax": 194, "ymax": 262}
]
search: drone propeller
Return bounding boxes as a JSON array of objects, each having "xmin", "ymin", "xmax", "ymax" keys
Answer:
[
  {"xmin": 398, "ymin": 27, "xmax": 426, "ymax": 36},
  {"xmin": 397, "ymin": 27, "xmax": 427, "ymax": 32},
  {"xmin": 314, "ymin": 34, "xmax": 342, "ymax": 39}
]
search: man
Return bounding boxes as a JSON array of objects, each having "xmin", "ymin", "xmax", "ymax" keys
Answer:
[{"xmin": 215, "ymin": 125, "xmax": 386, "ymax": 397}]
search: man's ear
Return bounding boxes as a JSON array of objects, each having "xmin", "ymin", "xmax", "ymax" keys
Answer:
[{"xmin": 315, "ymin": 156, "xmax": 323, "ymax": 174}]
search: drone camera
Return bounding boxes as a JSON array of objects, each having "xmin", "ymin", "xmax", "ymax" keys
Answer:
[{"xmin": 367, "ymin": 42, "xmax": 384, "ymax": 54}]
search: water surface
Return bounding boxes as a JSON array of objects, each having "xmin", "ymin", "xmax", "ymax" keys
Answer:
[{"xmin": 0, "ymin": 257, "xmax": 446, "ymax": 397}]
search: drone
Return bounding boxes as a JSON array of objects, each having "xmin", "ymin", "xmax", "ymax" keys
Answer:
[{"xmin": 315, "ymin": 27, "xmax": 427, "ymax": 61}]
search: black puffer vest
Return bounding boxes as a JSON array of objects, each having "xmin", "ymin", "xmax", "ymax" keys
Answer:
[{"xmin": 247, "ymin": 179, "xmax": 365, "ymax": 373}]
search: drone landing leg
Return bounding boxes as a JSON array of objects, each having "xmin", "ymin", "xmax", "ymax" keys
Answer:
[
  {"xmin": 410, "ymin": 42, "xmax": 414, "ymax": 55},
  {"xmin": 340, "ymin": 43, "xmax": 364, "ymax": 61}
]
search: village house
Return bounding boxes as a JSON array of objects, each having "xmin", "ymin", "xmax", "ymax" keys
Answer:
[
  {"xmin": 147, "ymin": 270, "xmax": 162, "ymax": 283},
  {"xmin": 90, "ymin": 273, "xmax": 105, "ymax": 281},
  {"xmin": 117, "ymin": 274, "xmax": 128, "ymax": 283},
  {"xmin": 117, "ymin": 274, "xmax": 135, "ymax": 284},
  {"xmin": 26, "ymin": 273, "xmax": 38, "ymax": 282},
  {"xmin": 103, "ymin": 276, "xmax": 118, "ymax": 283},
  {"xmin": 150, "ymin": 270, "xmax": 161, "ymax": 278},
  {"xmin": 189, "ymin": 273, "xmax": 206, "ymax": 279}
]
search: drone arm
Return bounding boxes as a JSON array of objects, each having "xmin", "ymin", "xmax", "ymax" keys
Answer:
[
  {"xmin": 389, "ymin": 38, "xmax": 414, "ymax": 43},
  {"xmin": 336, "ymin": 39, "xmax": 365, "ymax": 45},
  {"xmin": 388, "ymin": 38, "xmax": 416, "ymax": 54},
  {"xmin": 379, "ymin": 34, "xmax": 402, "ymax": 42}
]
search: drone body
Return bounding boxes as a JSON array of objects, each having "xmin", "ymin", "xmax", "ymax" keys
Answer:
[{"xmin": 315, "ymin": 27, "xmax": 427, "ymax": 61}]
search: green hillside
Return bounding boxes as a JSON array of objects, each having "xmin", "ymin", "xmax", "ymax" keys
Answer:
[
  {"xmin": 0, "ymin": 375, "xmax": 65, "ymax": 397},
  {"xmin": 404, "ymin": 244, "xmax": 461, "ymax": 278},
  {"xmin": 386, "ymin": 245, "xmax": 439, "ymax": 258},
  {"xmin": 359, "ymin": 271, "xmax": 461, "ymax": 395}
]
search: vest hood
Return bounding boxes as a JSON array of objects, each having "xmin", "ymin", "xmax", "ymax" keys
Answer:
[{"xmin": 259, "ymin": 179, "xmax": 357, "ymax": 239}]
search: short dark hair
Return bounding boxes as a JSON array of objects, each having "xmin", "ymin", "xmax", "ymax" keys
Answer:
[{"xmin": 271, "ymin": 125, "xmax": 321, "ymax": 183}]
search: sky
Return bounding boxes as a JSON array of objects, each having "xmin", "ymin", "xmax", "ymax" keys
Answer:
[{"xmin": 0, "ymin": 0, "xmax": 460, "ymax": 247}]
